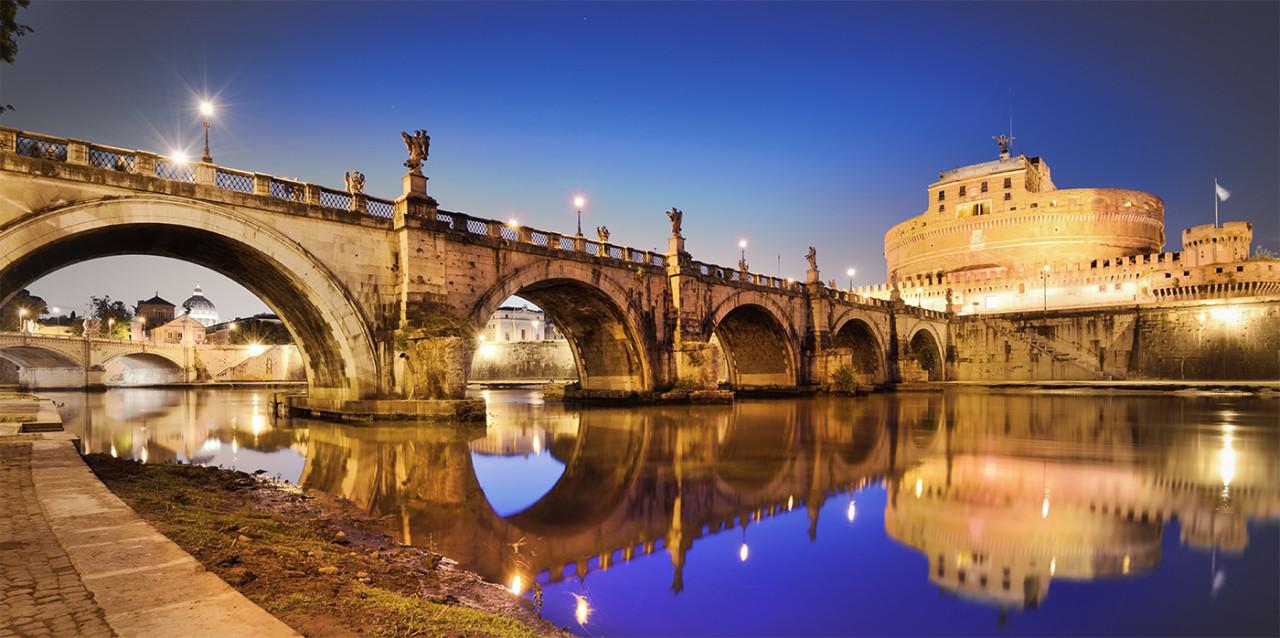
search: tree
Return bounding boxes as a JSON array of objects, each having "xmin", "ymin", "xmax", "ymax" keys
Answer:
[
  {"xmin": 0, "ymin": 288, "xmax": 45, "ymax": 331},
  {"xmin": 71, "ymin": 295, "xmax": 132, "ymax": 338},
  {"xmin": 0, "ymin": 0, "xmax": 32, "ymax": 117},
  {"xmin": 228, "ymin": 317, "xmax": 293, "ymax": 345}
]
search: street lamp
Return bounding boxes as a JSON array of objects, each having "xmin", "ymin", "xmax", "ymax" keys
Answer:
[
  {"xmin": 18, "ymin": 307, "xmax": 27, "ymax": 333},
  {"xmin": 170, "ymin": 150, "xmax": 190, "ymax": 165},
  {"xmin": 739, "ymin": 239, "xmax": 748, "ymax": 261},
  {"xmin": 107, "ymin": 317, "xmax": 115, "ymax": 339},
  {"xmin": 1041, "ymin": 264, "xmax": 1051, "ymax": 312},
  {"xmin": 199, "ymin": 100, "xmax": 215, "ymax": 162},
  {"xmin": 847, "ymin": 268, "xmax": 856, "ymax": 292},
  {"xmin": 574, "ymin": 195, "xmax": 586, "ymax": 237}
]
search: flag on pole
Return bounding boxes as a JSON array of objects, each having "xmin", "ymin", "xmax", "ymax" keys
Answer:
[{"xmin": 1215, "ymin": 181, "xmax": 1231, "ymax": 202}]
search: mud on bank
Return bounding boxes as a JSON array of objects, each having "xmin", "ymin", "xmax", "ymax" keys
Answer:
[{"xmin": 85, "ymin": 455, "xmax": 567, "ymax": 638}]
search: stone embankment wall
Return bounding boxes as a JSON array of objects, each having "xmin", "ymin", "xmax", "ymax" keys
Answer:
[
  {"xmin": 951, "ymin": 299, "xmax": 1280, "ymax": 381},
  {"xmin": 469, "ymin": 341, "xmax": 577, "ymax": 381}
]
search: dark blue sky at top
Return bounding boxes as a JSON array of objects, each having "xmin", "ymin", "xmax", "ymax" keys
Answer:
[{"xmin": 3, "ymin": 1, "xmax": 1276, "ymax": 318}]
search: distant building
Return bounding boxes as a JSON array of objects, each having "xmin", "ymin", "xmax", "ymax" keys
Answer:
[
  {"xmin": 151, "ymin": 314, "xmax": 206, "ymax": 345},
  {"xmin": 205, "ymin": 313, "xmax": 289, "ymax": 345},
  {"xmin": 853, "ymin": 141, "xmax": 1279, "ymax": 314},
  {"xmin": 181, "ymin": 284, "xmax": 219, "ymax": 327},
  {"xmin": 481, "ymin": 305, "xmax": 564, "ymax": 342},
  {"xmin": 134, "ymin": 293, "xmax": 175, "ymax": 339}
]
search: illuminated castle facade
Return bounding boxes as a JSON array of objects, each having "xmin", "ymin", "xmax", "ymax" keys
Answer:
[{"xmin": 855, "ymin": 141, "xmax": 1279, "ymax": 314}]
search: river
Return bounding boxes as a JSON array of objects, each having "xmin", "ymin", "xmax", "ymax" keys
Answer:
[{"xmin": 48, "ymin": 387, "xmax": 1280, "ymax": 636}]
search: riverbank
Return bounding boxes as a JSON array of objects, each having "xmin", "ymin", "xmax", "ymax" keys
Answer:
[
  {"xmin": 905, "ymin": 379, "xmax": 1280, "ymax": 395},
  {"xmin": 84, "ymin": 455, "xmax": 567, "ymax": 638}
]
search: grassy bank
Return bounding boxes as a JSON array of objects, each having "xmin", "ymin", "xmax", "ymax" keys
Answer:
[{"xmin": 85, "ymin": 455, "xmax": 566, "ymax": 638}]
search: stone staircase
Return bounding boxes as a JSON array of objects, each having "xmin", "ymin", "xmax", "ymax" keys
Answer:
[{"xmin": 987, "ymin": 318, "xmax": 1127, "ymax": 380}]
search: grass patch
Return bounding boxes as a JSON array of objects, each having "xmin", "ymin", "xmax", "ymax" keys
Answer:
[{"xmin": 345, "ymin": 584, "xmax": 538, "ymax": 638}]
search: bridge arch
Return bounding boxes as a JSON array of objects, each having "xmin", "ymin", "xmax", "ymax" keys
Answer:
[
  {"xmin": 706, "ymin": 296, "xmax": 800, "ymax": 389},
  {"xmin": 831, "ymin": 315, "xmax": 889, "ymax": 385},
  {"xmin": 470, "ymin": 263, "xmax": 653, "ymax": 393},
  {"xmin": 101, "ymin": 352, "xmax": 184, "ymax": 386},
  {"xmin": 906, "ymin": 326, "xmax": 945, "ymax": 382},
  {"xmin": 0, "ymin": 196, "xmax": 382, "ymax": 401}
]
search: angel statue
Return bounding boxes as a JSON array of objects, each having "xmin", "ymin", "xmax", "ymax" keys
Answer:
[
  {"xmin": 343, "ymin": 170, "xmax": 365, "ymax": 195},
  {"xmin": 401, "ymin": 129, "xmax": 431, "ymax": 175},
  {"xmin": 666, "ymin": 207, "xmax": 683, "ymax": 237},
  {"xmin": 805, "ymin": 246, "xmax": 818, "ymax": 271},
  {"xmin": 596, "ymin": 226, "xmax": 611, "ymax": 242}
]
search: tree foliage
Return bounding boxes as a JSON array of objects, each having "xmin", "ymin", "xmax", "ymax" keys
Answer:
[
  {"xmin": 0, "ymin": 0, "xmax": 32, "ymax": 117},
  {"xmin": 0, "ymin": 288, "xmax": 45, "ymax": 331},
  {"xmin": 228, "ymin": 318, "xmax": 293, "ymax": 345},
  {"xmin": 71, "ymin": 295, "xmax": 133, "ymax": 338}
]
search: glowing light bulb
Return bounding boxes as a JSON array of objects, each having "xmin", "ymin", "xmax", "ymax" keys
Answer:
[
  {"xmin": 199, "ymin": 100, "xmax": 215, "ymax": 117},
  {"xmin": 170, "ymin": 150, "xmax": 189, "ymax": 164},
  {"xmin": 573, "ymin": 195, "xmax": 585, "ymax": 209}
]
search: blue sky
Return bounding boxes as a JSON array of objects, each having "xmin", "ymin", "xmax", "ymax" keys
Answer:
[{"xmin": 3, "ymin": 2, "xmax": 1276, "ymax": 319}]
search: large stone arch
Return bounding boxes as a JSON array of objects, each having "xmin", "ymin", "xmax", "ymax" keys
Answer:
[
  {"xmin": 830, "ymin": 315, "xmax": 889, "ymax": 384},
  {"xmin": 705, "ymin": 296, "xmax": 800, "ymax": 389},
  {"xmin": 0, "ymin": 196, "xmax": 382, "ymax": 401},
  {"xmin": 470, "ymin": 262, "xmax": 653, "ymax": 393}
]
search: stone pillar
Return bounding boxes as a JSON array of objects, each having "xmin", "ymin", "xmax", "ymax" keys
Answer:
[
  {"xmin": 350, "ymin": 193, "xmax": 368, "ymax": 214},
  {"xmin": 253, "ymin": 173, "xmax": 272, "ymax": 197},
  {"xmin": 305, "ymin": 184, "xmax": 322, "ymax": 206},
  {"xmin": 666, "ymin": 234, "xmax": 718, "ymax": 389},
  {"xmin": 66, "ymin": 139, "xmax": 89, "ymax": 165},
  {"xmin": 400, "ymin": 334, "xmax": 473, "ymax": 400},
  {"xmin": 0, "ymin": 127, "xmax": 16, "ymax": 153},
  {"xmin": 134, "ymin": 151, "xmax": 158, "ymax": 176},
  {"xmin": 195, "ymin": 162, "xmax": 216, "ymax": 186}
]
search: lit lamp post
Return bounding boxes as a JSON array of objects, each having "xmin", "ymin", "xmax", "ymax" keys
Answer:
[
  {"xmin": 199, "ymin": 100, "xmax": 215, "ymax": 163},
  {"xmin": 739, "ymin": 239, "xmax": 748, "ymax": 261},
  {"xmin": 847, "ymin": 268, "xmax": 856, "ymax": 292},
  {"xmin": 1041, "ymin": 264, "xmax": 1051, "ymax": 312},
  {"xmin": 574, "ymin": 195, "xmax": 586, "ymax": 237},
  {"xmin": 107, "ymin": 317, "xmax": 115, "ymax": 339},
  {"xmin": 17, "ymin": 307, "xmax": 27, "ymax": 333}
]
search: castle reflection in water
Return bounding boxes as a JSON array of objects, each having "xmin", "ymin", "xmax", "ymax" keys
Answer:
[{"xmin": 53, "ymin": 387, "xmax": 1279, "ymax": 632}]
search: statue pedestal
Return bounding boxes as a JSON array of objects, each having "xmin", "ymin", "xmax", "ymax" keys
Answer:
[
  {"xmin": 806, "ymin": 268, "xmax": 820, "ymax": 285},
  {"xmin": 402, "ymin": 172, "xmax": 428, "ymax": 198}
]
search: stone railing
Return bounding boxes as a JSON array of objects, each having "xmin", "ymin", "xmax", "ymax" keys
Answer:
[
  {"xmin": 431, "ymin": 210, "xmax": 667, "ymax": 269},
  {"xmin": 689, "ymin": 260, "xmax": 801, "ymax": 292},
  {"xmin": 0, "ymin": 126, "xmax": 397, "ymax": 219}
]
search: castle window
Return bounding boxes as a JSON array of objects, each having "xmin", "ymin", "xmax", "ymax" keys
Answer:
[
  {"xmin": 1165, "ymin": 273, "xmax": 1171, "ymax": 278},
  {"xmin": 1030, "ymin": 203, "xmax": 1038, "ymax": 208},
  {"xmin": 981, "ymin": 181, "xmax": 988, "ymax": 193},
  {"xmin": 938, "ymin": 204, "xmax": 945, "ymax": 213},
  {"xmin": 959, "ymin": 185, "xmax": 967, "ymax": 197},
  {"xmin": 1236, "ymin": 266, "xmax": 1244, "ymax": 272},
  {"xmin": 1003, "ymin": 177, "xmax": 1012, "ymax": 188},
  {"xmin": 1183, "ymin": 271, "xmax": 1190, "ymax": 276},
  {"xmin": 1004, "ymin": 193, "xmax": 1012, "ymax": 201},
  {"xmin": 1216, "ymin": 267, "xmax": 1223, "ymax": 274},
  {"xmin": 938, "ymin": 190, "xmax": 946, "ymax": 202}
]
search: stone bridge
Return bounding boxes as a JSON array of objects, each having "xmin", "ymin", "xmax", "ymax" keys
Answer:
[
  {"xmin": 0, "ymin": 126, "xmax": 949, "ymax": 414},
  {"xmin": 0, "ymin": 332, "xmax": 296, "ymax": 388}
]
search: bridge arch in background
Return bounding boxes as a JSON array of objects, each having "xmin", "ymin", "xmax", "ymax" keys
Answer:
[
  {"xmin": 706, "ymin": 297, "xmax": 799, "ymax": 389},
  {"xmin": 470, "ymin": 264, "xmax": 653, "ymax": 394},
  {"xmin": 100, "ymin": 352, "xmax": 185, "ymax": 386},
  {"xmin": 0, "ymin": 197, "xmax": 383, "ymax": 401},
  {"xmin": 831, "ymin": 316, "xmax": 888, "ymax": 385},
  {"xmin": 906, "ymin": 327, "xmax": 945, "ymax": 382}
]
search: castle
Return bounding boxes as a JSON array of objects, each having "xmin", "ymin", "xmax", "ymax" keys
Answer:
[{"xmin": 854, "ymin": 141, "xmax": 1278, "ymax": 314}]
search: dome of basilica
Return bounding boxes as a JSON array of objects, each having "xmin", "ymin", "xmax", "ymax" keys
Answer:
[{"xmin": 181, "ymin": 284, "xmax": 219, "ymax": 327}]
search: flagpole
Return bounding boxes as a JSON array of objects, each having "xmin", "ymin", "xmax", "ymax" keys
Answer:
[{"xmin": 1214, "ymin": 178, "xmax": 1219, "ymax": 228}]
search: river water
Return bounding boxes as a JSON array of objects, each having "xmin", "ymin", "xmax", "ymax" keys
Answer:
[{"xmin": 49, "ymin": 387, "xmax": 1279, "ymax": 636}]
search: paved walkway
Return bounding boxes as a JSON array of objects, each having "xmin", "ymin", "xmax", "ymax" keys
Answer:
[
  {"xmin": 0, "ymin": 434, "xmax": 299, "ymax": 638},
  {"xmin": 1, "ymin": 440, "xmax": 113, "ymax": 638}
]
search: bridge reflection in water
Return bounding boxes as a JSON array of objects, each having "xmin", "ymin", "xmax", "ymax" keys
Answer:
[{"xmin": 56, "ymin": 388, "xmax": 1280, "ymax": 635}]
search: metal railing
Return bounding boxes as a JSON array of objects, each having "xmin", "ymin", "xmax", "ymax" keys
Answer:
[{"xmin": 215, "ymin": 169, "xmax": 254, "ymax": 193}]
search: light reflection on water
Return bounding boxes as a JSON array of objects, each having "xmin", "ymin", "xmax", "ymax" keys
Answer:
[{"xmin": 52, "ymin": 387, "xmax": 1280, "ymax": 636}]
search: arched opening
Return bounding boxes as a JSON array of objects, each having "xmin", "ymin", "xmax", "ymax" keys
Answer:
[
  {"xmin": 472, "ymin": 276, "xmax": 649, "ymax": 394},
  {"xmin": 831, "ymin": 318, "xmax": 887, "ymax": 385},
  {"xmin": 0, "ymin": 346, "xmax": 82, "ymax": 389},
  {"xmin": 907, "ymin": 329, "xmax": 944, "ymax": 382},
  {"xmin": 711, "ymin": 304, "xmax": 797, "ymax": 390},
  {"xmin": 469, "ymin": 296, "xmax": 578, "ymax": 386},
  {"xmin": 102, "ymin": 352, "xmax": 184, "ymax": 386},
  {"xmin": 713, "ymin": 407, "xmax": 797, "ymax": 493},
  {"xmin": 0, "ymin": 199, "xmax": 381, "ymax": 401}
]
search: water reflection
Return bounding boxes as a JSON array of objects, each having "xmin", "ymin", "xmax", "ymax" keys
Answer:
[{"xmin": 56, "ymin": 388, "xmax": 1280, "ymax": 635}]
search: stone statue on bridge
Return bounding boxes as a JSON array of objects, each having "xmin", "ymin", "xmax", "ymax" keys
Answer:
[
  {"xmin": 343, "ymin": 170, "xmax": 365, "ymax": 195},
  {"xmin": 401, "ymin": 130, "xmax": 431, "ymax": 175},
  {"xmin": 666, "ymin": 208, "xmax": 683, "ymax": 237},
  {"xmin": 596, "ymin": 226, "xmax": 610, "ymax": 242},
  {"xmin": 806, "ymin": 246, "xmax": 818, "ymax": 271}
]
